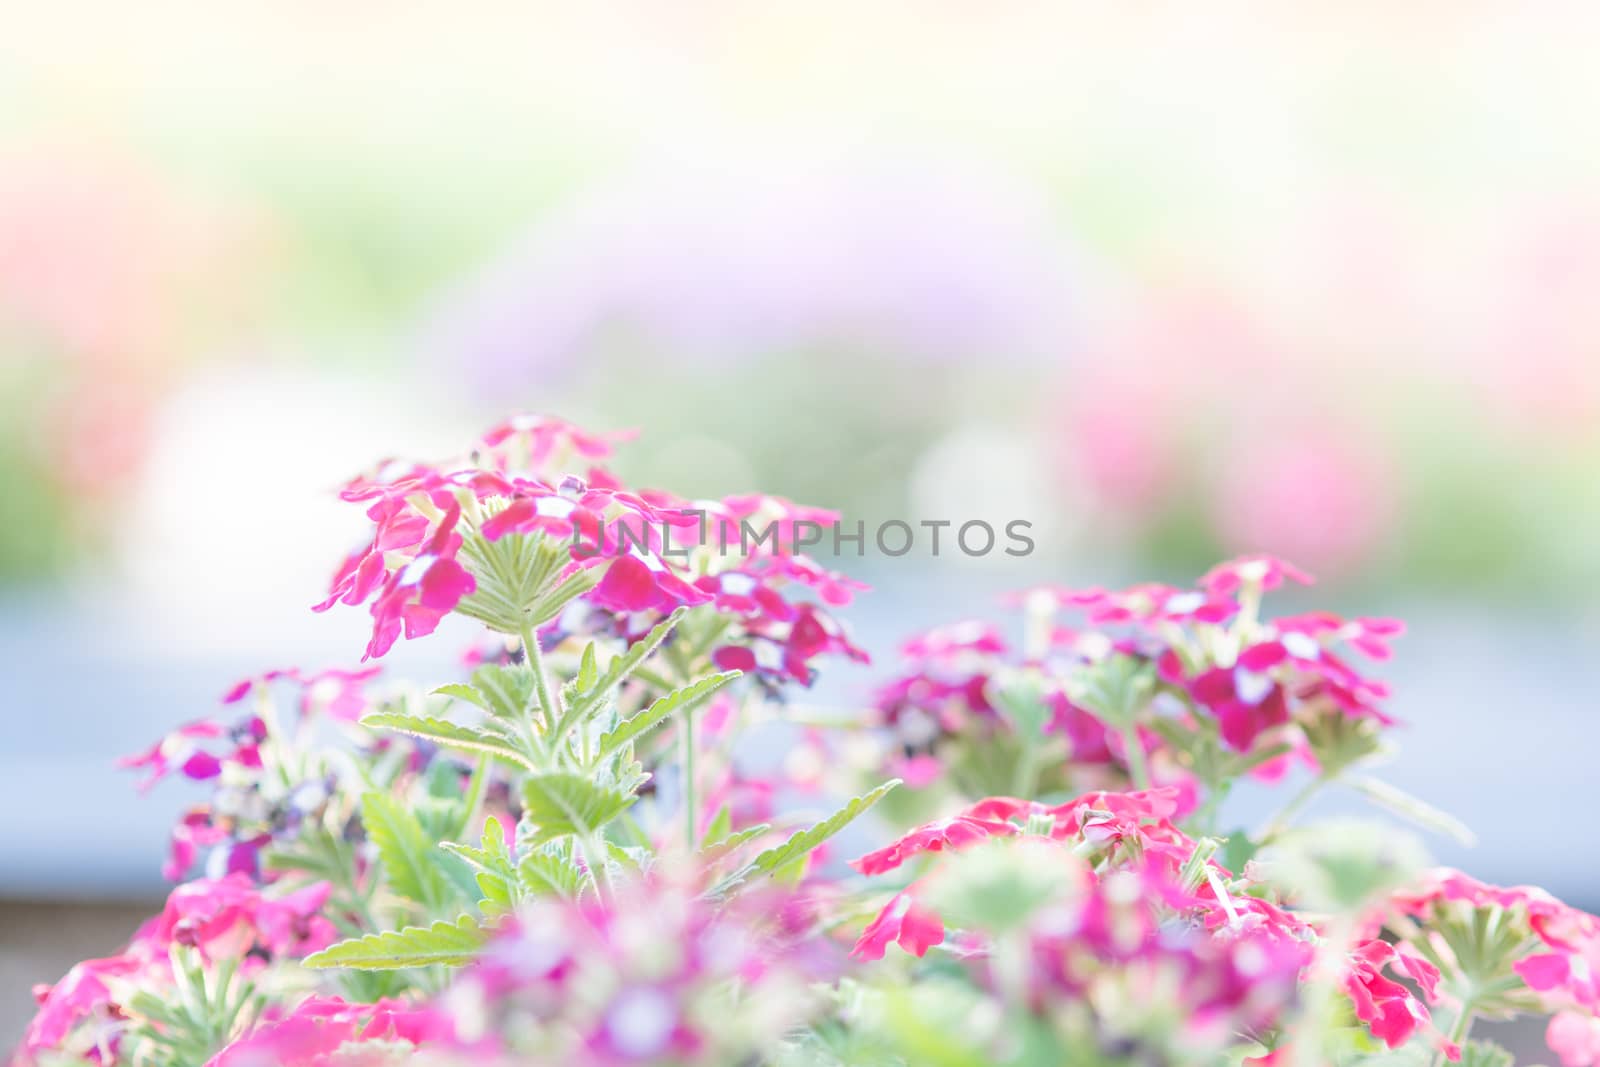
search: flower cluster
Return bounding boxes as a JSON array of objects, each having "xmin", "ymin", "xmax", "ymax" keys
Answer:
[
  {"xmin": 1367, "ymin": 869, "xmax": 1600, "ymax": 1066},
  {"xmin": 439, "ymin": 879, "xmax": 826, "ymax": 1065},
  {"xmin": 20, "ymin": 876, "xmax": 338, "ymax": 1066},
  {"xmin": 123, "ymin": 667, "xmax": 383, "ymax": 882},
  {"xmin": 11, "ymin": 416, "xmax": 1594, "ymax": 1067}
]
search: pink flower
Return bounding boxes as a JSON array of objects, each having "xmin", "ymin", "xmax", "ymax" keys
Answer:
[
  {"xmin": 151, "ymin": 875, "xmax": 338, "ymax": 963},
  {"xmin": 850, "ymin": 891, "xmax": 946, "ymax": 960},
  {"xmin": 712, "ymin": 602, "xmax": 869, "ymax": 688},
  {"xmin": 208, "ymin": 996, "xmax": 456, "ymax": 1067},
  {"xmin": 117, "ymin": 719, "xmax": 227, "ymax": 792},
  {"xmin": 477, "ymin": 414, "xmax": 634, "ymax": 472},
  {"xmin": 1213, "ymin": 435, "xmax": 1396, "ymax": 578},
  {"xmin": 1344, "ymin": 939, "xmax": 1455, "ymax": 1058},
  {"xmin": 1186, "ymin": 665, "xmax": 1291, "ymax": 752},
  {"xmin": 850, "ymin": 807, "xmax": 1023, "ymax": 876},
  {"xmin": 1199, "ymin": 555, "xmax": 1315, "ymax": 598},
  {"xmin": 253, "ymin": 882, "xmax": 339, "ymax": 958},
  {"xmin": 589, "ymin": 552, "xmax": 712, "ymax": 614},
  {"xmin": 154, "ymin": 875, "xmax": 264, "ymax": 960},
  {"xmin": 118, "ymin": 718, "xmax": 266, "ymax": 793},
  {"xmin": 297, "ymin": 667, "xmax": 382, "ymax": 721},
  {"xmin": 1019, "ymin": 864, "xmax": 1306, "ymax": 1044},
  {"xmin": 1387, "ymin": 869, "xmax": 1600, "ymax": 1018},
  {"xmin": 447, "ymin": 878, "xmax": 825, "ymax": 1062},
  {"xmin": 1549, "ymin": 1012, "xmax": 1600, "ymax": 1067},
  {"xmin": 18, "ymin": 954, "xmax": 145, "ymax": 1065}
]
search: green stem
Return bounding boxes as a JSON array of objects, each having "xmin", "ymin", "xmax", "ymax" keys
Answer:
[
  {"xmin": 1432, "ymin": 1006, "xmax": 1476, "ymax": 1067},
  {"xmin": 520, "ymin": 623, "xmax": 558, "ymax": 733},
  {"xmin": 1011, "ymin": 740, "xmax": 1043, "ymax": 800},
  {"xmin": 1123, "ymin": 723, "xmax": 1150, "ymax": 789},
  {"xmin": 458, "ymin": 754, "xmax": 491, "ymax": 837},
  {"xmin": 583, "ymin": 833, "xmax": 614, "ymax": 902},
  {"xmin": 1255, "ymin": 774, "xmax": 1330, "ymax": 844},
  {"xmin": 683, "ymin": 708, "xmax": 698, "ymax": 851},
  {"xmin": 1190, "ymin": 779, "xmax": 1231, "ymax": 838}
]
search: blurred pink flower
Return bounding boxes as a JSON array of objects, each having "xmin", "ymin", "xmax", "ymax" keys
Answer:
[{"xmin": 1212, "ymin": 431, "xmax": 1396, "ymax": 578}]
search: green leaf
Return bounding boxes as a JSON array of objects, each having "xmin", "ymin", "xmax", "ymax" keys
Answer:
[
  {"xmin": 577, "ymin": 610, "xmax": 687, "ymax": 706},
  {"xmin": 303, "ymin": 915, "xmax": 485, "ymax": 970},
  {"xmin": 361, "ymin": 791, "xmax": 454, "ymax": 909},
  {"xmin": 361, "ymin": 712, "xmax": 535, "ymax": 770},
  {"xmin": 469, "ymin": 664, "xmax": 538, "ymax": 721},
  {"xmin": 715, "ymin": 779, "xmax": 899, "ymax": 893},
  {"xmin": 1067, "ymin": 653, "xmax": 1154, "ymax": 728},
  {"xmin": 1218, "ymin": 830, "xmax": 1260, "ymax": 873},
  {"xmin": 990, "ymin": 679, "xmax": 1052, "ymax": 738},
  {"xmin": 1454, "ymin": 1041, "xmax": 1515, "ymax": 1067},
  {"xmin": 431, "ymin": 683, "xmax": 489, "ymax": 711},
  {"xmin": 598, "ymin": 671, "xmax": 739, "ymax": 758},
  {"xmin": 442, "ymin": 816, "xmax": 521, "ymax": 914},
  {"xmin": 520, "ymin": 773, "xmax": 636, "ymax": 843},
  {"xmin": 1350, "ymin": 776, "xmax": 1477, "ymax": 847},
  {"xmin": 518, "ymin": 849, "xmax": 585, "ymax": 899},
  {"xmin": 700, "ymin": 805, "xmax": 733, "ymax": 847},
  {"xmin": 700, "ymin": 823, "xmax": 771, "ymax": 860},
  {"xmin": 526, "ymin": 568, "xmax": 602, "ymax": 627},
  {"xmin": 576, "ymin": 641, "xmax": 600, "ymax": 691}
]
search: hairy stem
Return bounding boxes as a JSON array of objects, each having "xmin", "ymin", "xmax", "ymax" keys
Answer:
[{"xmin": 520, "ymin": 622, "xmax": 558, "ymax": 734}]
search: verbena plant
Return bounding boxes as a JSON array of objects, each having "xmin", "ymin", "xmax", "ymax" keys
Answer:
[{"xmin": 14, "ymin": 417, "xmax": 1598, "ymax": 1067}]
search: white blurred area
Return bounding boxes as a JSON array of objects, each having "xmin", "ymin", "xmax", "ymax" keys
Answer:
[{"xmin": 112, "ymin": 367, "xmax": 466, "ymax": 653}]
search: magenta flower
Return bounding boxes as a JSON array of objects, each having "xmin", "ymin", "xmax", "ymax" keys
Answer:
[
  {"xmin": 1344, "ymin": 938, "xmax": 1453, "ymax": 1057},
  {"xmin": 850, "ymin": 890, "xmax": 947, "ymax": 961},
  {"xmin": 18, "ymin": 953, "xmax": 147, "ymax": 1066},
  {"xmin": 153, "ymin": 875, "xmax": 336, "ymax": 964},
  {"xmin": 208, "ymin": 996, "xmax": 458, "ymax": 1067},
  {"xmin": 1199, "ymin": 555, "xmax": 1315, "ymax": 598},
  {"xmin": 441, "ymin": 878, "xmax": 825, "ymax": 1063},
  {"xmin": 850, "ymin": 806, "xmax": 1023, "ymax": 877}
]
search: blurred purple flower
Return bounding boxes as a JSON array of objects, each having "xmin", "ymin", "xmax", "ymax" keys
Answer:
[{"xmin": 423, "ymin": 151, "xmax": 1079, "ymax": 392}]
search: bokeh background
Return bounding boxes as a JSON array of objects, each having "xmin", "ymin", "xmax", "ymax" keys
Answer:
[{"xmin": 4, "ymin": 3, "xmax": 1600, "ymax": 1047}]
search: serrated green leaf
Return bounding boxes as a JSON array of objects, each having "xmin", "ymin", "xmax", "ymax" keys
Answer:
[
  {"xmin": 520, "ymin": 773, "xmax": 636, "ymax": 843},
  {"xmin": 442, "ymin": 817, "xmax": 521, "ymax": 915},
  {"xmin": 361, "ymin": 712, "xmax": 535, "ymax": 770},
  {"xmin": 700, "ymin": 823, "xmax": 771, "ymax": 861},
  {"xmin": 303, "ymin": 915, "xmax": 485, "ymax": 970},
  {"xmin": 1350, "ymin": 776, "xmax": 1477, "ymax": 847},
  {"xmin": 581, "ymin": 610, "xmax": 687, "ymax": 702},
  {"xmin": 432, "ymin": 683, "xmax": 489, "ymax": 710},
  {"xmin": 576, "ymin": 641, "xmax": 599, "ymax": 691},
  {"xmin": 518, "ymin": 849, "xmax": 585, "ymax": 898},
  {"xmin": 470, "ymin": 664, "xmax": 538, "ymax": 721},
  {"xmin": 598, "ymin": 671, "xmax": 739, "ymax": 758},
  {"xmin": 715, "ymin": 780, "xmax": 899, "ymax": 894},
  {"xmin": 442, "ymin": 816, "xmax": 516, "ymax": 875},
  {"xmin": 362, "ymin": 791, "xmax": 454, "ymax": 910},
  {"xmin": 701, "ymin": 805, "xmax": 733, "ymax": 847}
]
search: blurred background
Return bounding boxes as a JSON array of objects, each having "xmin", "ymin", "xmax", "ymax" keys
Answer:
[{"xmin": 3, "ymin": 2, "xmax": 1600, "ymax": 1046}]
